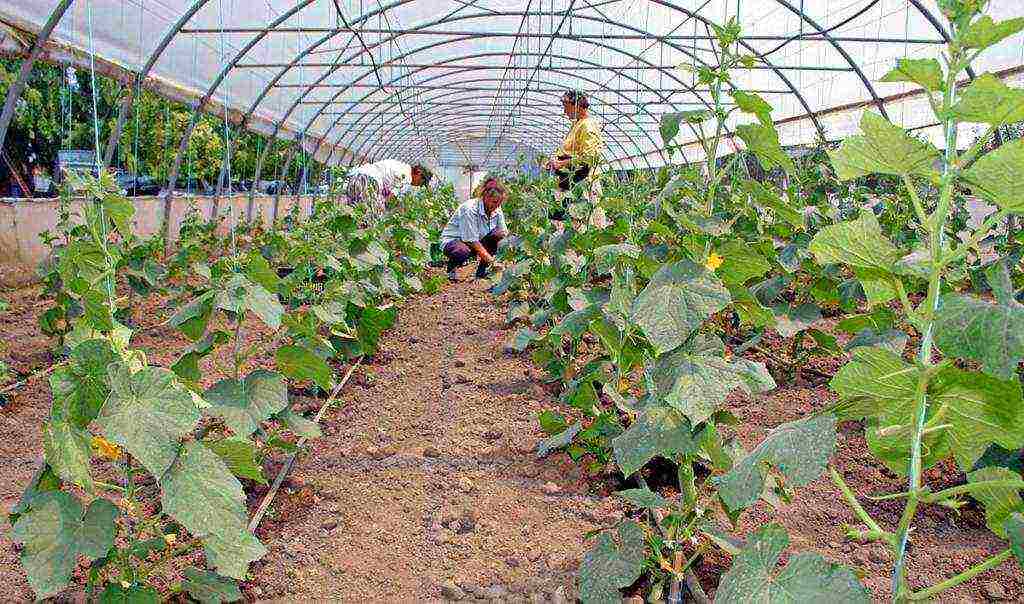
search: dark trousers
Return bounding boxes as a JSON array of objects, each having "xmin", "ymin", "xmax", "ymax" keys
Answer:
[{"xmin": 443, "ymin": 229, "xmax": 505, "ymax": 272}]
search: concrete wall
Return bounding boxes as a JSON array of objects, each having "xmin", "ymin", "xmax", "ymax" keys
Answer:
[{"xmin": 0, "ymin": 194, "xmax": 316, "ymax": 287}]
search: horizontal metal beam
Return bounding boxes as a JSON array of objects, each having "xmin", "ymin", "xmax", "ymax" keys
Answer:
[
  {"xmin": 179, "ymin": 26, "xmax": 944, "ymax": 46},
  {"xmin": 289, "ymin": 84, "xmax": 791, "ymax": 95},
  {"xmin": 314, "ymin": 99, "xmax": 727, "ymax": 108},
  {"xmin": 240, "ymin": 61, "xmax": 853, "ymax": 72}
]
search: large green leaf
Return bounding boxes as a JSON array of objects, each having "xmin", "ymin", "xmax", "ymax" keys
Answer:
[
  {"xmin": 160, "ymin": 442, "xmax": 265, "ymax": 579},
  {"xmin": 967, "ymin": 466, "xmax": 1023, "ymax": 538},
  {"xmin": 592, "ymin": 243, "xmax": 641, "ymax": 274},
  {"xmin": 716, "ymin": 240, "xmax": 771, "ymax": 286},
  {"xmin": 243, "ymin": 253, "xmax": 279, "ymax": 291},
  {"xmin": 960, "ymin": 15, "xmax": 1024, "ymax": 50},
  {"xmin": 215, "ymin": 274, "xmax": 283, "ymax": 329},
  {"xmin": 169, "ymin": 291, "xmax": 216, "ymax": 341},
  {"xmin": 934, "ymin": 291, "xmax": 1024, "ymax": 380},
  {"xmin": 182, "ymin": 568, "xmax": 242, "ymax": 604},
  {"xmin": 204, "ymin": 438, "xmax": 268, "ymax": 484},
  {"xmin": 880, "ymin": 57, "xmax": 943, "ymax": 91},
  {"xmin": 772, "ymin": 303, "xmax": 821, "ymax": 338},
  {"xmin": 537, "ymin": 421, "xmax": 583, "ymax": 457},
  {"xmin": 83, "ymin": 287, "xmax": 115, "ymax": 332},
  {"xmin": 715, "ymin": 524, "xmax": 869, "ymax": 604},
  {"xmin": 808, "ymin": 211, "xmax": 900, "ymax": 271},
  {"xmin": 357, "ymin": 305, "xmax": 397, "ymax": 354},
  {"xmin": 42, "ymin": 420, "xmax": 93, "ymax": 491},
  {"xmin": 49, "ymin": 338, "xmax": 118, "ymax": 426},
  {"xmin": 865, "ymin": 418, "xmax": 951, "ymax": 476},
  {"xmin": 714, "ymin": 415, "xmax": 836, "ymax": 514},
  {"xmin": 578, "ymin": 521, "xmax": 646, "ymax": 604},
  {"xmin": 631, "ymin": 260, "xmax": 730, "ymax": 354},
  {"xmin": 652, "ymin": 349, "xmax": 774, "ymax": 425},
  {"xmin": 733, "ymin": 91, "xmax": 773, "ymax": 126},
  {"xmin": 203, "ymin": 529, "xmax": 267, "ymax": 581},
  {"xmin": 746, "ymin": 181, "xmax": 804, "ymax": 229},
  {"xmin": 97, "ymin": 365, "xmax": 200, "ymax": 477},
  {"xmin": 831, "ymin": 348, "xmax": 1024, "ymax": 471},
  {"xmin": 277, "ymin": 409, "xmax": 323, "ymax": 439},
  {"xmin": 965, "ymin": 139, "xmax": 1024, "ymax": 213},
  {"xmin": 275, "ymin": 345, "xmax": 333, "ymax": 390},
  {"xmin": 828, "ymin": 112, "xmax": 940, "ymax": 180},
  {"xmin": 659, "ymin": 110, "xmax": 708, "ymax": 145},
  {"xmin": 612, "ymin": 404, "xmax": 697, "ymax": 476},
  {"xmin": 11, "ymin": 493, "xmax": 117, "ymax": 599},
  {"xmin": 1007, "ymin": 513, "xmax": 1024, "ymax": 569},
  {"xmin": 931, "ymin": 368, "xmax": 1024, "ymax": 471},
  {"xmin": 952, "ymin": 74, "xmax": 1024, "ymax": 126},
  {"xmin": 736, "ymin": 123, "xmax": 794, "ymax": 173},
  {"xmin": 204, "ymin": 370, "xmax": 289, "ymax": 437},
  {"xmin": 616, "ymin": 488, "xmax": 672, "ymax": 509}
]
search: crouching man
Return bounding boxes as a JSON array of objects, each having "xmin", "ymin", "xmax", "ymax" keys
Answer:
[{"xmin": 439, "ymin": 175, "xmax": 508, "ymax": 282}]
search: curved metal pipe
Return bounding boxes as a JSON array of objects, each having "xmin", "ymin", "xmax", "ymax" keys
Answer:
[{"xmin": 0, "ymin": 0, "xmax": 74, "ymax": 158}]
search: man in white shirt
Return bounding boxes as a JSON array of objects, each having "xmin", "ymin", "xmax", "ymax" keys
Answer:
[
  {"xmin": 345, "ymin": 160, "xmax": 432, "ymax": 223},
  {"xmin": 439, "ymin": 175, "xmax": 508, "ymax": 282}
]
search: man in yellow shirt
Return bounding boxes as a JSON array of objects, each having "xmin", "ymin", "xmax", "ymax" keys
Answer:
[{"xmin": 545, "ymin": 90, "xmax": 604, "ymax": 218}]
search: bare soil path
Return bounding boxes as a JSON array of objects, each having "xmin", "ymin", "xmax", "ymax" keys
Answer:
[{"xmin": 246, "ymin": 274, "xmax": 616, "ymax": 602}]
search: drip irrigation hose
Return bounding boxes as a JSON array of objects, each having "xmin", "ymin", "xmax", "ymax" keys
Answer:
[{"xmin": 248, "ymin": 357, "xmax": 363, "ymax": 532}]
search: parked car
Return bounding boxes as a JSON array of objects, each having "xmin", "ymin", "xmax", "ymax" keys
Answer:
[
  {"xmin": 259, "ymin": 180, "xmax": 292, "ymax": 195},
  {"xmin": 173, "ymin": 178, "xmax": 212, "ymax": 196},
  {"xmin": 116, "ymin": 174, "xmax": 161, "ymax": 197}
]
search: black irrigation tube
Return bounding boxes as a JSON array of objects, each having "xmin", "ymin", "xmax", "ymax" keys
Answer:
[{"xmin": 248, "ymin": 357, "xmax": 363, "ymax": 532}]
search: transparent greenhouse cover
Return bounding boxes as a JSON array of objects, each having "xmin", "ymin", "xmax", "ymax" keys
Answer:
[{"xmin": 2, "ymin": 1, "xmax": 1023, "ymax": 171}]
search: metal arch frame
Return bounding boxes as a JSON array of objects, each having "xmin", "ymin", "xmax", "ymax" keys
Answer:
[
  {"xmin": 319, "ymin": 42, "xmax": 716, "ymax": 160},
  {"xmin": 355, "ymin": 85, "xmax": 651, "ymax": 168},
  {"xmin": 185, "ymin": 0, "xmax": 965, "ymax": 181},
  {"xmin": 282, "ymin": 20, "xmax": 786, "ymax": 168},
  {"xmin": 331, "ymin": 73, "xmax": 657, "ymax": 171},
  {"xmin": 364, "ymin": 111, "xmax": 609, "ymax": 163},
  {"xmin": 229, "ymin": 5, "xmax": 780, "ymax": 176},
  {"xmin": 18, "ymin": 1, "xmax": 977, "ymax": 183},
  {"xmin": 366, "ymin": 124, "xmax": 552, "ymax": 165},
  {"xmin": 0, "ymin": 0, "xmax": 74, "ymax": 160},
  {"xmin": 236, "ymin": 3, "xmax": 826, "ymax": 161},
  {"xmin": 759, "ymin": 0, "xmax": 888, "ymax": 118},
  {"xmin": 356, "ymin": 110, "xmax": 567, "ymax": 150},
  {"xmin": 248, "ymin": 16, "xmax": 727, "ymax": 173},
  {"xmin": 327, "ymin": 57, "xmax": 682, "ymax": 168}
]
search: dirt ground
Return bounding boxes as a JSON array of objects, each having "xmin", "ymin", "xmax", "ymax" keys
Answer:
[{"xmin": 1, "ymin": 270, "xmax": 1022, "ymax": 602}]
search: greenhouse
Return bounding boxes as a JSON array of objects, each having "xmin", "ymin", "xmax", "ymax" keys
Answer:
[{"xmin": 1, "ymin": 0, "xmax": 1023, "ymax": 602}]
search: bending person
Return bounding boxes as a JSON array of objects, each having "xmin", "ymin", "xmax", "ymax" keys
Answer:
[
  {"xmin": 345, "ymin": 159, "xmax": 432, "ymax": 223},
  {"xmin": 544, "ymin": 89, "xmax": 604, "ymax": 218},
  {"xmin": 439, "ymin": 175, "xmax": 508, "ymax": 282}
]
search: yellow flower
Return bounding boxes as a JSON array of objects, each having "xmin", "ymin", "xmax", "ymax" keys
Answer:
[
  {"xmin": 705, "ymin": 253, "xmax": 724, "ymax": 271},
  {"xmin": 163, "ymin": 533, "xmax": 177, "ymax": 545},
  {"xmin": 91, "ymin": 435, "xmax": 122, "ymax": 460}
]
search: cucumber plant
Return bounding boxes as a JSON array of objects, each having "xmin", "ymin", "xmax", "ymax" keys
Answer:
[{"xmin": 807, "ymin": 1, "xmax": 1024, "ymax": 600}]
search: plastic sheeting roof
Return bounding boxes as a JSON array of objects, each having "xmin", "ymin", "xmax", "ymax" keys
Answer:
[{"xmin": 3, "ymin": 1, "xmax": 1024, "ymax": 170}]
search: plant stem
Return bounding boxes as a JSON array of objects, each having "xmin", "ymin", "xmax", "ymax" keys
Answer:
[
  {"xmin": 892, "ymin": 369, "xmax": 932, "ymax": 598},
  {"xmin": 232, "ymin": 311, "xmax": 244, "ymax": 380},
  {"xmin": 924, "ymin": 479, "xmax": 1024, "ymax": 504},
  {"xmin": 907, "ymin": 548, "xmax": 1012, "ymax": 601},
  {"xmin": 892, "ymin": 48, "xmax": 964, "ymax": 602},
  {"xmin": 95, "ymin": 480, "xmax": 125, "ymax": 493},
  {"xmin": 830, "ymin": 466, "xmax": 890, "ymax": 542}
]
